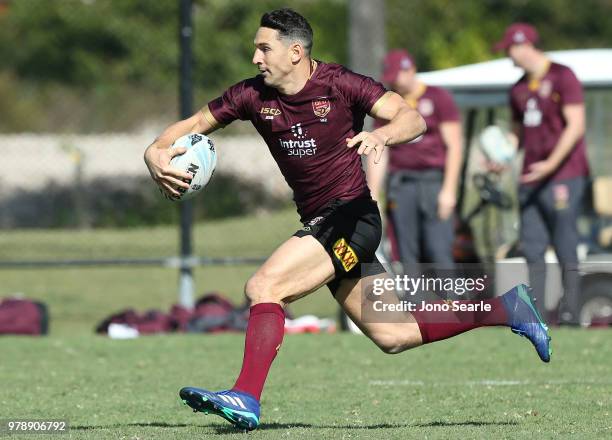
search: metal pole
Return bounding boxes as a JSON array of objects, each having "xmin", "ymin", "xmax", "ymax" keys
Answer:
[
  {"xmin": 178, "ymin": 0, "xmax": 194, "ymax": 308},
  {"xmin": 348, "ymin": 0, "xmax": 385, "ymax": 77},
  {"xmin": 349, "ymin": 0, "xmax": 385, "ymax": 131}
]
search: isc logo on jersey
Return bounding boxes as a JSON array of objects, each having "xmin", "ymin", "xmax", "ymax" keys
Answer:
[
  {"xmin": 279, "ymin": 123, "xmax": 317, "ymax": 158},
  {"xmin": 260, "ymin": 107, "xmax": 281, "ymax": 120}
]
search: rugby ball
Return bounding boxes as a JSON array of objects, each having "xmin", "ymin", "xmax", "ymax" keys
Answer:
[
  {"xmin": 478, "ymin": 125, "xmax": 516, "ymax": 165},
  {"xmin": 169, "ymin": 133, "xmax": 217, "ymax": 200}
]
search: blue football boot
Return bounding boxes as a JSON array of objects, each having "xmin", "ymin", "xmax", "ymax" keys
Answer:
[
  {"xmin": 180, "ymin": 387, "xmax": 260, "ymax": 431},
  {"xmin": 502, "ymin": 284, "xmax": 552, "ymax": 362}
]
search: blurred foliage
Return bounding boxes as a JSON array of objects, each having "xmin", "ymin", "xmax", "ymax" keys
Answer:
[
  {"xmin": 0, "ymin": 172, "xmax": 290, "ymax": 228},
  {"xmin": 0, "ymin": 0, "xmax": 346, "ymax": 132},
  {"xmin": 0, "ymin": 0, "xmax": 346, "ymax": 90},
  {"xmin": 0, "ymin": 0, "xmax": 610, "ymax": 132},
  {"xmin": 387, "ymin": 0, "xmax": 612, "ymax": 70}
]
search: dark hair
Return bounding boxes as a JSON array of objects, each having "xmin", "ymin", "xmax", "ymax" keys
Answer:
[{"xmin": 260, "ymin": 8, "xmax": 313, "ymax": 55}]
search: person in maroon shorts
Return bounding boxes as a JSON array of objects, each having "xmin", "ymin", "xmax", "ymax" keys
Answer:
[
  {"xmin": 143, "ymin": 9, "xmax": 551, "ymax": 431},
  {"xmin": 367, "ymin": 49, "xmax": 463, "ymax": 267},
  {"xmin": 493, "ymin": 23, "xmax": 590, "ymax": 325}
]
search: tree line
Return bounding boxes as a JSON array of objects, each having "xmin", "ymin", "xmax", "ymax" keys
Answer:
[{"xmin": 0, "ymin": 0, "xmax": 609, "ymax": 132}]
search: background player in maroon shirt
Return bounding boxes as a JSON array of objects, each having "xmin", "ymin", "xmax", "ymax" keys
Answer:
[
  {"xmin": 144, "ymin": 9, "xmax": 551, "ymax": 431},
  {"xmin": 367, "ymin": 49, "xmax": 463, "ymax": 266},
  {"xmin": 493, "ymin": 23, "xmax": 589, "ymax": 325}
]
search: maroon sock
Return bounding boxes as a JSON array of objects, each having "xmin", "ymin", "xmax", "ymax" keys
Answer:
[
  {"xmin": 232, "ymin": 303, "xmax": 285, "ymax": 401},
  {"xmin": 412, "ymin": 298, "xmax": 508, "ymax": 344}
]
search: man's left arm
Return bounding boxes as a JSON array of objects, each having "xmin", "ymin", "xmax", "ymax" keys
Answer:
[{"xmin": 346, "ymin": 91, "xmax": 426, "ymax": 163}]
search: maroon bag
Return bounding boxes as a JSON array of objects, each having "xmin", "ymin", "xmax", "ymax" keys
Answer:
[
  {"xmin": 169, "ymin": 304, "xmax": 193, "ymax": 332},
  {"xmin": 95, "ymin": 292, "xmax": 275, "ymax": 336},
  {"xmin": 0, "ymin": 298, "xmax": 49, "ymax": 335},
  {"xmin": 96, "ymin": 308, "xmax": 174, "ymax": 334}
]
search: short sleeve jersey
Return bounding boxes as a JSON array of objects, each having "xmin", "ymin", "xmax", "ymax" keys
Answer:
[
  {"xmin": 375, "ymin": 85, "xmax": 459, "ymax": 172},
  {"xmin": 207, "ymin": 61, "xmax": 387, "ymax": 220},
  {"xmin": 510, "ymin": 62, "xmax": 589, "ymax": 182}
]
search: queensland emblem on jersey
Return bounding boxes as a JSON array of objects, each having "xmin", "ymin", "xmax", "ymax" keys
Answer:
[
  {"xmin": 312, "ymin": 98, "xmax": 331, "ymax": 118},
  {"xmin": 539, "ymin": 79, "xmax": 553, "ymax": 98},
  {"xmin": 418, "ymin": 98, "xmax": 434, "ymax": 117},
  {"xmin": 333, "ymin": 238, "xmax": 359, "ymax": 272}
]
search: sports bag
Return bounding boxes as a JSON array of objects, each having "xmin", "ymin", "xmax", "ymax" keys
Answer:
[{"xmin": 0, "ymin": 298, "xmax": 49, "ymax": 335}]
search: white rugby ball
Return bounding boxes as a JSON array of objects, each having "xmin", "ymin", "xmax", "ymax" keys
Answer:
[
  {"xmin": 478, "ymin": 125, "xmax": 516, "ymax": 165},
  {"xmin": 169, "ymin": 133, "xmax": 217, "ymax": 200}
]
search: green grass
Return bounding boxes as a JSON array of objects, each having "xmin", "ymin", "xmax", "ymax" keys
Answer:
[
  {"xmin": 0, "ymin": 209, "xmax": 301, "ymax": 260},
  {"xmin": 1, "ymin": 329, "xmax": 610, "ymax": 439},
  {"xmin": 1, "ymin": 210, "xmax": 611, "ymax": 438},
  {"xmin": 0, "ymin": 209, "xmax": 335, "ymax": 335},
  {"xmin": 0, "ymin": 266, "xmax": 334, "ymax": 336}
]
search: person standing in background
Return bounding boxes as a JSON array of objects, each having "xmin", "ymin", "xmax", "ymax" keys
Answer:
[
  {"xmin": 493, "ymin": 23, "xmax": 589, "ymax": 325},
  {"xmin": 367, "ymin": 49, "xmax": 463, "ymax": 267}
]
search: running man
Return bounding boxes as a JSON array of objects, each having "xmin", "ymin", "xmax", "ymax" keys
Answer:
[{"xmin": 144, "ymin": 9, "xmax": 551, "ymax": 431}]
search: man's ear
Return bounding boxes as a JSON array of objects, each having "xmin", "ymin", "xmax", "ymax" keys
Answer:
[{"xmin": 290, "ymin": 43, "xmax": 304, "ymax": 64}]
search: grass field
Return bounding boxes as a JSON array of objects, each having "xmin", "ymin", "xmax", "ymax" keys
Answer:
[
  {"xmin": 1, "ymin": 211, "xmax": 611, "ymax": 438},
  {"xmin": 0, "ymin": 210, "xmax": 335, "ymax": 335},
  {"xmin": 2, "ymin": 329, "xmax": 611, "ymax": 439}
]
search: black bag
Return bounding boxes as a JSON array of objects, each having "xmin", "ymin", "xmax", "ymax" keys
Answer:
[{"xmin": 186, "ymin": 293, "xmax": 243, "ymax": 333}]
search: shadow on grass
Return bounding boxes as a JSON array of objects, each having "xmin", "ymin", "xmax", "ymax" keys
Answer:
[
  {"xmin": 198, "ymin": 422, "xmax": 314, "ymax": 434},
  {"xmin": 72, "ymin": 422, "xmax": 192, "ymax": 430},
  {"xmin": 314, "ymin": 420, "xmax": 518, "ymax": 430},
  {"xmin": 72, "ymin": 419, "xmax": 518, "ymax": 433},
  {"xmin": 413, "ymin": 421, "xmax": 519, "ymax": 428},
  {"xmin": 72, "ymin": 421, "xmax": 314, "ymax": 433},
  {"xmin": 211, "ymin": 420, "xmax": 518, "ymax": 433}
]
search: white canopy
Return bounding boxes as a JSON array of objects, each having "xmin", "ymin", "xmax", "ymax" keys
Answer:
[{"xmin": 417, "ymin": 49, "xmax": 612, "ymax": 107}]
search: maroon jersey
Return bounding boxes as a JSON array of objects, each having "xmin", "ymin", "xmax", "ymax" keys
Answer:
[
  {"xmin": 375, "ymin": 85, "xmax": 459, "ymax": 172},
  {"xmin": 510, "ymin": 62, "xmax": 589, "ymax": 182},
  {"xmin": 208, "ymin": 61, "xmax": 387, "ymax": 219}
]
